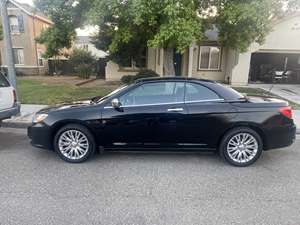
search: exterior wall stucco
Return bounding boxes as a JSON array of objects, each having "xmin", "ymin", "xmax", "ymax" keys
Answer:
[
  {"xmin": 191, "ymin": 45, "xmax": 226, "ymax": 82},
  {"xmin": 105, "ymin": 46, "xmax": 228, "ymax": 82},
  {"xmin": 147, "ymin": 47, "xmax": 156, "ymax": 72},
  {"xmin": 230, "ymin": 52, "xmax": 252, "ymax": 86},
  {"xmin": 105, "ymin": 47, "xmax": 164, "ymax": 81},
  {"xmin": 257, "ymin": 15, "xmax": 300, "ymax": 52},
  {"xmin": 105, "ymin": 61, "xmax": 138, "ymax": 81}
]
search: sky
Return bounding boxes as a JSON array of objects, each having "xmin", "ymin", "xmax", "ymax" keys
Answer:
[{"xmin": 15, "ymin": 0, "xmax": 96, "ymax": 36}]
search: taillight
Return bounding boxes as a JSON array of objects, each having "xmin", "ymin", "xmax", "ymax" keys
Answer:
[
  {"xmin": 13, "ymin": 89, "xmax": 17, "ymax": 103},
  {"xmin": 279, "ymin": 106, "xmax": 292, "ymax": 119}
]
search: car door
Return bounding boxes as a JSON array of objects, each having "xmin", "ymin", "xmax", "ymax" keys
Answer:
[
  {"xmin": 183, "ymin": 82, "xmax": 236, "ymax": 149},
  {"xmin": 0, "ymin": 73, "xmax": 14, "ymax": 111},
  {"xmin": 100, "ymin": 81, "xmax": 186, "ymax": 149}
]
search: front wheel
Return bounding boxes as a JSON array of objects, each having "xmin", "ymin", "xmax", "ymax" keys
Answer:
[
  {"xmin": 54, "ymin": 124, "xmax": 96, "ymax": 163},
  {"xmin": 219, "ymin": 127, "xmax": 263, "ymax": 167}
]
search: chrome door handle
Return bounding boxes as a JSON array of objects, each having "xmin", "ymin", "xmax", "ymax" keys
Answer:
[{"xmin": 167, "ymin": 108, "xmax": 183, "ymax": 112}]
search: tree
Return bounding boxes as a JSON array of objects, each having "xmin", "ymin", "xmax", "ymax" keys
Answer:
[
  {"xmin": 88, "ymin": 0, "xmax": 203, "ymax": 75},
  {"xmin": 34, "ymin": 0, "xmax": 300, "ymax": 75},
  {"xmin": 34, "ymin": 0, "xmax": 93, "ymax": 59},
  {"xmin": 86, "ymin": 0, "xmax": 292, "ymax": 75}
]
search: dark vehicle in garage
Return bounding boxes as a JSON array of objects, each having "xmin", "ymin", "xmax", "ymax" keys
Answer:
[{"xmin": 28, "ymin": 77, "xmax": 296, "ymax": 166}]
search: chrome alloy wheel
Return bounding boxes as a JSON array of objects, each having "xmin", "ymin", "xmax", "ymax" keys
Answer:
[
  {"xmin": 58, "ymin": 130, "xmax": 89, "ymax": 160},
  {"xmin": 227, "ymin": 132, "xmax": 258, "ymax": 164}
]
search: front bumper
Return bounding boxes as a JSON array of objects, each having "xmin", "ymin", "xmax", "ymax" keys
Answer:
[
  {"xmin": 27, "ymin": 123, "xmax": 53, "ymax": 150},
  {"xmin": 0, "ymin": 102, "xmax": 21, "ymax": 121}
]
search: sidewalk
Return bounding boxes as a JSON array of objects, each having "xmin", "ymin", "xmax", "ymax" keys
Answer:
[
  {"xmin": 2, "ymin": 104, "xmax": 300, "ymax": 134},
  {"xmin": 1, "ymin": 104, "xmax": 47, "ymax": 129}
]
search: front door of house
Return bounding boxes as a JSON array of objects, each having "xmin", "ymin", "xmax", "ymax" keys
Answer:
[{"xmin": 174, "ymin": 52, "xmax": 182, "ymax": 76}]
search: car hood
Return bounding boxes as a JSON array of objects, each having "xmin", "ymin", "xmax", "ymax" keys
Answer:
[{"xmin": 38, "ymin": 100, "xmax": 93, "ymax": 114}]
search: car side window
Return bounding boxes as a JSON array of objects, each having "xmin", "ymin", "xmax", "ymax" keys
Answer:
[
  {"xmin": 0, "ymin": 73, "xmax": 10, "ymax": 88},
  {"xmin": 119, "ymin": 82, "xmax": 185, "ymax": 106},
  {"xmin": 185, "ymin": 82, "xmax": 221, "ymax": 102}
]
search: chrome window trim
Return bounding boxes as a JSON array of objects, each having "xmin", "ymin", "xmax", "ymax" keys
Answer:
[
  {"xmin": 104, "ymin": 101, "xmax": 184, "ymax": 109},
  {"xmin": 103, "ymin": 99, "xmax": 225, "ymax": 109},
  {"xmin": 185, "ymin": 99, "xmax": 224, "ymax": 103}
]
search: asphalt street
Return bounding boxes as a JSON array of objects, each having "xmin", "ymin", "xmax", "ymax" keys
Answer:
[{"xmin": 0, "ymin": 128, "xmax": 300, "ymax": 225}]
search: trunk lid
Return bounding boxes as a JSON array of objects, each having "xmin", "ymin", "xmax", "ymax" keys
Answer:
[{"xmin": 244, "ymin": 96, "xmax": 289, "ymax": 108}]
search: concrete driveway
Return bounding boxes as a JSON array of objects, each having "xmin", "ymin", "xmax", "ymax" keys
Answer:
[
  {"xmin": 0, "ymin": 128, "xmax": 300, "ymax": 225},
  {"xmin": 249, "ymin": 84, "xmax": 300, "ymax": 105}
]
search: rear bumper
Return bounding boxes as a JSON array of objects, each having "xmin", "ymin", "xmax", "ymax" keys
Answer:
[
  {"xmin": 0, "ymin": 102, "xmax": 20, "ymax": 121},
  {"xmin": 27, "ymin": 123, "xmax": 53, "ymax": 150},
  {"xmin": 264, "ymin": 124, "xmax": 296, "ymax": 150}
]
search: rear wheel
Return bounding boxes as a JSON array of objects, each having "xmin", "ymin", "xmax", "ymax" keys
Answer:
[
  {"xmin": 54, "ymin": 124, "xmax": 96, "ymax": 163},
  {"xmin": 219, "ymin": 127, "xmax": 263, "ymax": 167}
]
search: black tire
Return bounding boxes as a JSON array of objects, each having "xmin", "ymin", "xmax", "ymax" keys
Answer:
[
  {"xmin": 54, "ymin": 124, "xmax": 96, "ymax": 163},
  {"xmin": 219, "ymin": 127, "xmax": 263, "ymax": 167}
]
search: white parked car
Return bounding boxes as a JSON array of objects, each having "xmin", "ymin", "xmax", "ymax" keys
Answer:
[{"xmin": 0, "ymin": 72, "xmax": 20, "ymax": 122}]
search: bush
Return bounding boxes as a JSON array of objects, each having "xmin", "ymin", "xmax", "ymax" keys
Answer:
[
  {"xmin": 121, "ymin": 75, "xmax": 136, "ymax": 84},
  {"xmin": 121, "ymin": 69, "xmax": 159, "ymax": 84},
  {"xmin": 76, "ymin": 64, "xmax": 94, "ymax": 79},
  {"xmin": 69, "ymin": 48, "xmax": 97, "ymax": 79},
  {"xmin": 136, "ymin": 69, "xmax": 159, "ymax": 78}
]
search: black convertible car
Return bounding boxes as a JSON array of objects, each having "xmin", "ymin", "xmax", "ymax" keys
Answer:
[{"xmin": 28, "ymin": 77, "xmax": 296, "ymax": 166}]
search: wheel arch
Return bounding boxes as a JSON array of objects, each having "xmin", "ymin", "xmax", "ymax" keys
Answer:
[
  {"xmin": 50, "ymin": 120, "xmax": 100, "ymax": 149},
  {"xmin": 217, "ymin": 122, "xmax": 267, "ymax": 151}
]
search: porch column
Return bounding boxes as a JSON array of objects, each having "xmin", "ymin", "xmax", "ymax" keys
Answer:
[{"xmin": 188, "ymin": 45, "xmax": 194, "ymax": 77}]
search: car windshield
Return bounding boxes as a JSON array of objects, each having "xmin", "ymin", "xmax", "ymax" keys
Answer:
[{"xmin": 95, "ymin": 85, "xmax": 128, "ymax": 103}]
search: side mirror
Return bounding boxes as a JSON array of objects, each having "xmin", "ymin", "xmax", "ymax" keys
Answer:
[{"xmin": 111, "ymin": 98, "xmax": 121, "ymax": 108}]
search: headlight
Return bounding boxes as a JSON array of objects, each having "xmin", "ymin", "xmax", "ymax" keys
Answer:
[{"xmin": 32, "ymin": 113, "xmax": 48, "ymax": 123}]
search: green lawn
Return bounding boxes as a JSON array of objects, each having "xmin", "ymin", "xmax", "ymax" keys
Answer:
[
  {"xmin": 18, "ymin": 79, "xmax": 116, "ymax": 105},
  {"xmin": 17, "ymin": 78, "xmax": 300, "ymax": 110}
]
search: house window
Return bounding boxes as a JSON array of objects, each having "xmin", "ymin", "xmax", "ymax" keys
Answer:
[
  {"xmin": 37, "ymin": 51, "xmax": 44, "ymax": 66},
  {"xmin": 9, "ymin": 16, "xmax": 19, "ymax": 33},
  {"xmin": 198, "ymin": 46, "xmax": 221, "ymax": 70},
  {"xmin": 13, "ymin": 48, "xmax": 24, "ymax": 65}
]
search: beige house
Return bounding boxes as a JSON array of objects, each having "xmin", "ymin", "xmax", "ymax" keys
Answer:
[
  {"xmin": 106, "ymin": 13, "xmax": 300, "ymax": 85},
  {"xmin": 0, "ymin": 0, "xmax": 53, "ymax": 75}
]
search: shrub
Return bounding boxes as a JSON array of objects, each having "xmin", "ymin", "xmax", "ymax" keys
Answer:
[
  {"xmin": 121, "ymin": 69, "xmax": 159, "ymax": 84},
  {"xmin": 121, "ymin": 75, "xmax": 136, "ymax": 84},
  {"xmin": 76, "ymin": 64, "xmax": 93, "ymax": 79},
  {"xmin": 69, "ymin": 48, "xmax": 97, "ymax": 79},
  {"xmin": 136, "ymin": 69, "xmax": 159, "ymax": 78}
]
